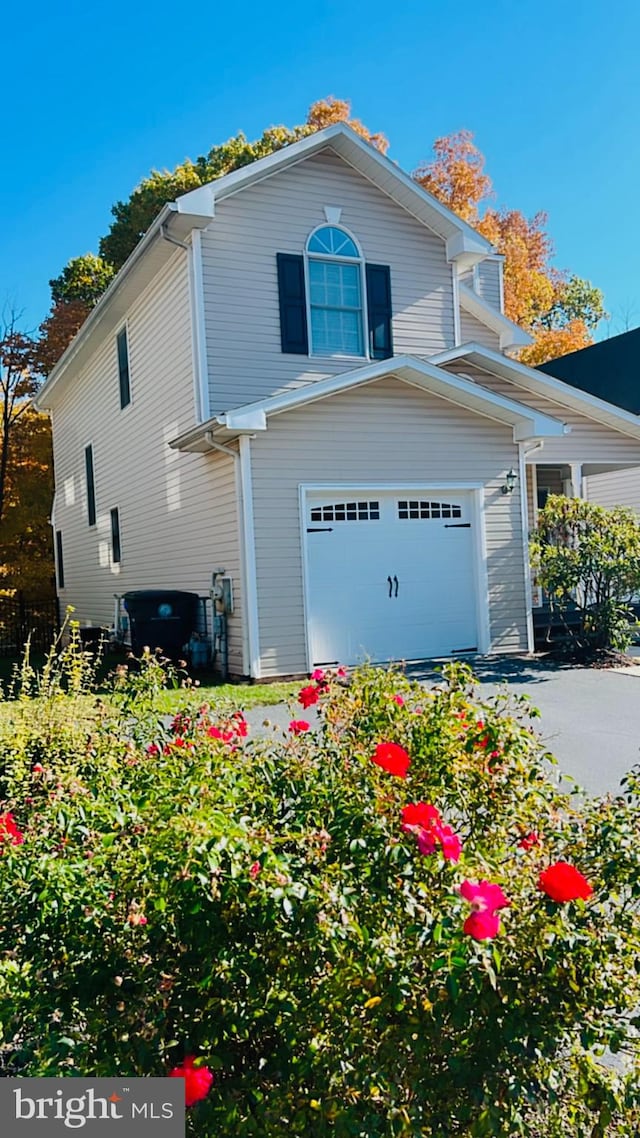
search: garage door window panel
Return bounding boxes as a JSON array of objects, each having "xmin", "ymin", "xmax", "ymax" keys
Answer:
[
  {"xmin": 310, "ymin": 500, "xmax": 380, "ymax": 523},
  {"xmin": 398, "ymin": 499, "xmax": 462, "ymax": 520}
]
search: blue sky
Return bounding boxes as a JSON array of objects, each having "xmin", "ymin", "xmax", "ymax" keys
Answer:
[{"xmin": 4, "ymin": 0, "xmax": 640, "ymax": 336}]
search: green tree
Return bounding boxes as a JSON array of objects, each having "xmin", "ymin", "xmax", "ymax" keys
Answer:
[
  {"xmin": 538, "ymin": 273, "xmax": 607, "ymax": 331},
  {"xmin": 50, "ymin": 254, "xmax": 115, "ymax": 307},
  {"xmin": 99, "ymin": 99, "xmax": 386, "ymax": 271},
  {"xmin": 530, "ymin": 494, "xmax": 640, "ymax": 657}
]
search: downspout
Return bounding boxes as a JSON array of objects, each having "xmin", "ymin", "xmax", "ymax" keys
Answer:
[{"xmin": 160, "ymin": 224, "xmax": 190, "ymax": 251}]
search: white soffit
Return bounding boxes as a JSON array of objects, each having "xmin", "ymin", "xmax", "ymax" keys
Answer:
[
  {"xmin": 429, "ymin": 342, "xmax": 640, "ymax": 441},
  {"xmin": 169, "ymin": 354, "xmax": 566, "ymax": 452}
]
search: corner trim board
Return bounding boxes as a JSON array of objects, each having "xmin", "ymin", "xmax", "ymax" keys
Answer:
[
  {"xmin": 238, "ymin": 436, "xmax": 261, "ymax": 678},
  {"xmin": 189, "ymin": 230, "xmax": 210, "ymax": 421}
]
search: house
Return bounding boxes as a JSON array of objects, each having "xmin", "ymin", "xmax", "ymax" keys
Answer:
[
  {"xmin": 36, "ymin": 124, "xmax": 640, "ymax": 679},
  {"xmin": 538, "ymin": 328, "xmax": 640, "ymax": 514}
]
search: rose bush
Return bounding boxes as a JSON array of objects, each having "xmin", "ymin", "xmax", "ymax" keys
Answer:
[{"xmin": 0, "ymin": 647, "xmax": 638, "ymax": 1136}]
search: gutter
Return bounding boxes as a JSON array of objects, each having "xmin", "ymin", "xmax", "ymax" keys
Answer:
[{"xmin": 36, "ymin": 203, "xmax": 178, "ymax": 408}]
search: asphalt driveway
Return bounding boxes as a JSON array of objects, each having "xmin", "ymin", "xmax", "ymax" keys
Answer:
[
  {"xmin": 406, "ymin": 656, "xmax": 640, "ymax": 797},
  {"xmin": 247, "ymin": 656, "xmax": 640, "ymax": 798}
]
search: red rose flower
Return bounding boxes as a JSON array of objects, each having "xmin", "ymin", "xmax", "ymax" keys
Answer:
[
  {"xmin": 463, "ymin": 910, "xmax": 500, "ymax": 940},
  {"xmin": 519, "ymin": 832, "xmax": 540, "ymax": 851},
  {"xmin": 0, "ymin": 811, "xmax": 24, "ymax": 846},
  {"xmin": 298, "ymin": 685, "xmax": 320, "ymax": 709},
  {"xmin": 401, "ymin": 802, "xmax": 441, "ymax": 830},
  {"xmin": 310, "ymin": 668, "xmax": 325, "ymax": 682},
  {"xmin": 169, "ymin": 1055, "xmax": 214, "ymax": 1107},
  {"xmin": 402, "ymin": 802, "xmax": 462, "ymax": 862},
  {"xmin": 392, "ymin": 694, "xmax": 405, "ymax": 706},
  {"xmin": 249, "ymin": 861, "xmax": 261, "ymax": 879},
  {"xmin": 437, "ymin": 824, "xmax": 462, "ymax": 863},
  {"xmin": 460, "ymin": 879, "xmax": 510, "ymax": 940},
  {"xmin": 538, "ymin": 861, "xmax": 593, "ymax": 903},
  {"xmin": 371, "ymin": 742, "xmax": 410, "ymax": 778},
  {"xmin": 289, "ymin": 720, "xmax": 311, "ymax": 735}
]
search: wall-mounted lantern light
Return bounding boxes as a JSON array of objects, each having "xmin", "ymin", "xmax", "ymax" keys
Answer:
[{"xmin": 501, "ymin": 468, "xmax": 517, "ymax": 495}]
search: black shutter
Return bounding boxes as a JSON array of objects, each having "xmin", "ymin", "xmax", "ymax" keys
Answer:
[
  {"xmin": 55, "ymin": 530, "xmax": 65, "ymax": 589},
  {"xmin": 117, "ymin": 328, "xmax": 131, "ymax": 408},
  {"xmin": 365, "ymin": 264, "xmax": 393, "ymax": 360},
  {"xmin": 277, "ymin": 253, "xmax": 308, "ymax": 354},
  {"xmin": 110, "ymin": 508, "xmax": 121, "ymax": 564},
  {"xmin": 85, "ymin": 444, "xmax": 96, "ymax": 527}
]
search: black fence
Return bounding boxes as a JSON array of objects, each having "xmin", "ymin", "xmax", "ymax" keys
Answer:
[{"xmin": 0, "ymin": 596, "xmax": 59, "ymax": 657}]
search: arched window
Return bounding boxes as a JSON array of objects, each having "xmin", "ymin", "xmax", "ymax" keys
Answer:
[{"xmin": 306, "ymin": 226, "xmax": 365, "ymax": 356}]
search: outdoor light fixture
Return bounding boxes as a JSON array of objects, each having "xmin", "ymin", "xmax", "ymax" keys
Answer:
[{"xmin": 501, "ymin": 468, "xmax": 517, "ymax": 495}]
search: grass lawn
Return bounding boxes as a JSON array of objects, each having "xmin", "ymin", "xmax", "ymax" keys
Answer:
[{"xmin": 0, "ymin": 651, "xmax": 300, "ymax": 710}]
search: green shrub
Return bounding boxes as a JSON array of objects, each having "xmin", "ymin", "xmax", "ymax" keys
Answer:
[
  {"xmin": 530, "ymin": 494, "xmax": 640, "ymax": 657},
  {"xmin": 0, "ymin": 650, "xmax": 638, "ymax": 1136}
]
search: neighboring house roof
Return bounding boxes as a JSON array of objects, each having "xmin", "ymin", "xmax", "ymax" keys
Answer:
[
  {"xmin": 430, "ymin": 342, "xmax": 640, "ymax": 442},
  {"xmin": 458, "ymin": 283, "xmax": 532, "ymax": 351},
  {"xmin": 537, "ymin": 327, "xmax": 640, "ymax": 415},
  {"xmin": 169, "ymin": 354, "xmax": 567, "ymax": 451}
]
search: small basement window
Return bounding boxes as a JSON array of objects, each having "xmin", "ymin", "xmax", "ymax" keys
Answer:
[{"xmin": 310, "ymin": 500, "xmax": 380, "ymax": 522}]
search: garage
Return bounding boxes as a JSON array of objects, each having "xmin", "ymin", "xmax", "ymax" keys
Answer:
[{"xmin": 303, "ymin": 488, "xmax": 483, "ymax": 666}]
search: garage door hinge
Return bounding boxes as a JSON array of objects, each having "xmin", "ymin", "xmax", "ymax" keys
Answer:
[{"xmin": 445, "ymin": 523, "xmax": 471, "ymax": 528}]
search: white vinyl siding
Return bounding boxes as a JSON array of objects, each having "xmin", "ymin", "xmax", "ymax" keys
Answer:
[
  {"xmin": 476, "ymin": 261, "xmax": 503, "ymax": 311},
  {"xmin": 248, "ymin": 377, "xmax": 527, "ymax": 677},
  {"xmin": 200, "ymin": 147, "xmax": 456, "ymax": 411},
  {"xmin": 49, "ymin": 250, "xmax": 244, "ymax": 675},
  {"xmin": 584, "ymin": 467, "xmax": 640, "ymax": 515},
  {"xmin": 460, "ymin": 311, "xmax": 501, "ymax": 351}
]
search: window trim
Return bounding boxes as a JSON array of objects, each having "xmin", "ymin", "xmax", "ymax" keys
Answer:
[
  {"xmin": 110, "ymin": 506, "xmax": 122, "ymax": 565},
  {"xmin": 84, "ymin": 442, "xmax": 96, "ymax": 527},
  {"xmin": 304, "ymin": 224, "xmax": 370, "ymax": 360},
  {"xmin": 116, "ymin": 323, "xmax": 132, "ymax": 410}
]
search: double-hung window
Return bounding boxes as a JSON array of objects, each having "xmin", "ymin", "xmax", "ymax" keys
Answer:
[
  {"xmin": 306, "ymin": 227, "xmax": 365, "ymax": 357},
  {"xmin": 276, "ymin": 231, "xmax": 393, "ymax": 359}
]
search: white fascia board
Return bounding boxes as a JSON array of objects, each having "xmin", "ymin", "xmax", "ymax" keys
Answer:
[
  {"xmin": 177, "ymin": 122, "xmax": 494, "ymax": 260},
  {"xmin": 429, "ymin": 342, "xmax": 640, "ymax": 442},
  {"xmin": 172, "ymin": 355, "xmax": 564, "ymax": 446},
  {"xmin": 458, "ymin": 283, "xmax": 532, "ymax": 348},
  {"xmin": 445, "ymin": 231, "xmax": 495, "ymax": 268},
  {"xmin": 36, "ymin": 202, "xmax": 215, "ymax": 409}
]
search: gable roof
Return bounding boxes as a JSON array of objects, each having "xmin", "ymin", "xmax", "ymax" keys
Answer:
[
  {"xmin": 537, "ymin": 327, "xmax": 640, "ymax": 415},
  {"xmin": 177, "ymin": 123, "xmax": 493, "ymax": 266},
  {"xmin": 38, "ymin": 123, "xmax": 496, "ymax": 408},
  {"xmin": 429, "ymin": 342, "xmax": 640, "ymax": 441},
  {"xmin": 169, "ymin": 354, "xmax": 566, "ymax": 452}
]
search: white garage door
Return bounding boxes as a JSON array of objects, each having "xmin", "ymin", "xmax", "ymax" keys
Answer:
[{"xmin": 305, "ymin": 490, "xmax": 480, "ymax": 666}]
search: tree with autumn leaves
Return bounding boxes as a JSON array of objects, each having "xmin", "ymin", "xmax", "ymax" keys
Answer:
[
  {"xmin": 414, "ymin": 129, "xmax": 606, "ymax": 364},
  {"xmin": 0, "ymin": 314, "xmax": 54, "ymax": 600}
]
